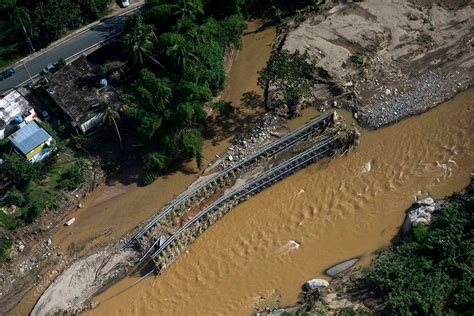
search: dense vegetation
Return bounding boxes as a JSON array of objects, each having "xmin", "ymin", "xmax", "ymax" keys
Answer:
[
  {"xmin": 368, "ymin": 193, "xmax": 473, "ymax": 315},
  {"xmin": 121, "ymin": 0, "xmax": 247, "ymax": 182},
  {"xmin": 0, "ymin": 0, "xmax": 113, "ymax": 68}
]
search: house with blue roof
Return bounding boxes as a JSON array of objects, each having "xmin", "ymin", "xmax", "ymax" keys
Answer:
[{"xmin": 8, "ymin": 121, "xmax": 55, "ymax": 163}]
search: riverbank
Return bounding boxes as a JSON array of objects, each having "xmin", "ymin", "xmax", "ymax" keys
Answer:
[{"xmin": 274, "ymin": 180, "xmax": 473, "ymax": 315}]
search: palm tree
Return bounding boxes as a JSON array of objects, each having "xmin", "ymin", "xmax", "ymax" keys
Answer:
[
  {"xmin": 166, "ymin": 42, "xmax": 198, "ymax": 72},
  {"xmin": 174, "ymin": 0, "xmax": 204, "ymax": 21},
  {"xmin": 122, "ymin": 16, "xmax": 169, "ymax": 73},
  {"xmin": 8, "ymin": 4, "xmax": 36, "ymax": 52},
  {"xmin": 100, "ymin": 102, "xmax": 123, "ymax": 150}
]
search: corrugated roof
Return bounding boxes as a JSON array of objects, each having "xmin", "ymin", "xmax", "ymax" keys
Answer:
[{"xmin": 9, "ymin": 121, "xmax": 51, "ymax": 155}]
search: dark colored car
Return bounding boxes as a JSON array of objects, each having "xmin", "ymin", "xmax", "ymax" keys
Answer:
[{"xmin": 0, "ymin": 67, "xmax": 15, "ymax": 80}]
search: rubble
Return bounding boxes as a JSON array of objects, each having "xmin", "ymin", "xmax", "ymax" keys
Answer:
[{"xmin": 215, "ymin": 113, "xmax": 285, "ymax": 169}]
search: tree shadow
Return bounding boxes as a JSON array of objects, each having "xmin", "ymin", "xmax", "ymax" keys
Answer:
[
  {"xmin": 83, "ymin": 120, "xmax": 146, "ymax": 187},
  {"xmin": 203, "ymin": 90, "xmax": 263, "ymax": 146},
  {"xmin": 243, "ymin": 20, "xmax": 277, "ymax": 35}
]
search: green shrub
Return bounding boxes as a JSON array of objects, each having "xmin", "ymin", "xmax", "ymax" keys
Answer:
[
  {"xmin": 0, "ymin": 238, "xmax": 12, "ymax": 263},
  {"xmin": 22, "ymin": 200, "xmax": 46, "ymax": 223},
  {"xmin": 0, "ymin": 211, "xmax": 22, "ymax": 230},
  {"xmin": 57, "ymin": 160, "xmax": 86, "ymax": 190},
  {"xmin": 4, "ymin": 187, "xmax": 28, "ymax": 207}
]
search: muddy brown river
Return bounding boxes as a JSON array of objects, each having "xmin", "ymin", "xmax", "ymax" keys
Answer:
[{"xmin": 87, "ymin": 92, "xmax": 473, "ymax": 315}]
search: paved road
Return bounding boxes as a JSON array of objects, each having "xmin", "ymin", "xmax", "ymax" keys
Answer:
[{"xmin": 0, "ymin": 6, "xmax": 143, "ymax": 93}]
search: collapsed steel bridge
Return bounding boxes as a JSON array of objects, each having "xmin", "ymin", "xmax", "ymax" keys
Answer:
[
  {"xmin": 149, "ymin": 135, "xmax": 339, "ymax": 271},
  {"xmin": 131, "ymin": 112, "xmax": 335, "ymax": 253}
]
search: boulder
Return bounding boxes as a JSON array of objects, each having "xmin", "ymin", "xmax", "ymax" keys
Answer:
[
  {"xmin": 418, "ymin": 196, "xmax": 434, "ymax": 206},
  {"xmin": 65, "ymin": 218, "xmax": 76, "ymax": 226},
  {"xmin": 401, "ymin": 196, "xmax": 437, "ymax": 234},
  {"xmin": 303, "ymin": 278, "xmax": 329, "ymax": 291}
]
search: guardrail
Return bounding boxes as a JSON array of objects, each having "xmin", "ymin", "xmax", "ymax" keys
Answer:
[
  {"xmin": 149, "ymin": 136, "xmax": 337, "ymax": 269},
  {"xmin": 131, "ymin": 112, "xmax": 334, "ymax": 246}
]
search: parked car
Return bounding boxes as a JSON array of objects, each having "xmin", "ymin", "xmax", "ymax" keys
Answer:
[
  {"xmin": 121, "ymin": 0, "xmax": 130, "ymax": 8},
  {"xmin": 0, "ymin": 68, "xmax": 15, "ymax": 80},
  {"xmin": 41, "ymin": 63, "xmax": 55, "ymax": 75}
]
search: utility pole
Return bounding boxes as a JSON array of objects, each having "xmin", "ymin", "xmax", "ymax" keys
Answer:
[{"xmin": 23, "ymin": 62, "xmax": 34, "ymax": 86}]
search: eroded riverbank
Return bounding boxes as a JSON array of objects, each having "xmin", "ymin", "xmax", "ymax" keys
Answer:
[{"xmin": 87, "ymin": 90, "xmax": 473, "ymax": 315}]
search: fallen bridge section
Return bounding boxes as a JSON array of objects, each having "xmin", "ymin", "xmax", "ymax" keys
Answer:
[
  {"xmin": 133, "ymin": 112, "xmax": 337, "ymax": 257},
  {"xmin": 151, "ymin": 123, "xmax": 358, "ymax": 272}
]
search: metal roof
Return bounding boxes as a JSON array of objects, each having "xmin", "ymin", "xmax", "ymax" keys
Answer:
[{"xmin": 9, "ymin": 121, "xmax": 51, "ymax": 155}]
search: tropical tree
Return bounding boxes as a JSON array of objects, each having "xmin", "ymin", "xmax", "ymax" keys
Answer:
[
  {"xmin": 158, "ymin": 32, "xmax": 197, "ymax": 72},
  {"xmin": 174, "ymin": 0, "xmax": 204, "ymax": 21},
  {"xmin": 7, "ymin": 3, "xmax": 36, "ymax": 52},
  {"xmin": 258, "ymin": 49, "xmax": 316, "ymax": 111},
  {"xmin": 181, "ymin": 128, "xmax": 203, "ymax": 169},
  {"xmin": 100, "ymin": 102, "xmax": 123, "ymax": 150},
  {"xmin": 0, "ymin": 153, "xmax": 38, "ymax": 189},
  {"xmin": 122, "ymin": 15, "xmax": 168, "ymax": 72}
]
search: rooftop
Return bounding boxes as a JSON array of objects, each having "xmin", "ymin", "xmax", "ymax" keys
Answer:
[
  {"xmin": 0, "ymin": 90, "xmax": 33, "ymax": 128},
  {"xmin": 45, "ymin": 57, "xmax": 102, "ymax": 126},
  {"xmin": 9, "ymin": 121, "xmax": 51, "ymax": 155}
]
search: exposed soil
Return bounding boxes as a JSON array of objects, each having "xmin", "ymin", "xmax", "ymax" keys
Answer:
[{"xmin": 278, "ymin": 0, "xmax": 473, "ymax": 127}]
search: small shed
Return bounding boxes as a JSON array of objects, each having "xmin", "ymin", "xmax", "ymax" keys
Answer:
[{"xmin": 9, "ymin": 121, "xmax": 54, "ymax": 163}]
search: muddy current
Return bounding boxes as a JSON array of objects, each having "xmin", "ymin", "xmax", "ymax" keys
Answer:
[{"xmin": 86, "ymin": 89, "xmax": 473, "ymax": 315}]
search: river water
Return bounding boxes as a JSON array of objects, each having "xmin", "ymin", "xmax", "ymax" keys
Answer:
[{"xmin": 87, "ymin": 89, "xmax": 473, "ymax": 315}]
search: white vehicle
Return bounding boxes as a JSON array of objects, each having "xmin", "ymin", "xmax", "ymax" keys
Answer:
[{"xmin": 121, "ymin": 0, "xmax": 130, "ymax": 8}]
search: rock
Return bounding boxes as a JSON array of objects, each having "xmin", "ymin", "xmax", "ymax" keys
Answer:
[
  {"xmin": 65, "ymin": 218, "xmax": 76, "ymax": 226},
  {"xmin": 303, "ymin": 278, "xmax": 329, "ymax": 291},
  {"xmin": 418, "ymin": 196, "xmax": 434, "ymax": 206},
  {"xmin": 228, "ymin": 155, "xmax": 233, "ymax": 161},
  {"xmin": 78, "ymin": 202, "xmax": 84, "ymax": 209},
  {"xmin": 47, "ymin": 239, "xmax": 52, "ymax": 247},
  {"xmin": 353, "ymin": 112, "xmax": 358, "ymax": 119},
  {"xmin": 18, "ymin": 244, "xmax": 25, "ymax": 252},
  {"xmin": 401, "ymin": 196, "xmax": 437, "ymax": 234},
  {"xmin": 361, "ymin": 161, "xmax": 371, "ymax": 173}
]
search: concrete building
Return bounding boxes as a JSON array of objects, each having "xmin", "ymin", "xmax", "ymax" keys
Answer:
[
  {"xmin": 45, "ymin": 57, "xmax": 120, "ymax": 134},
  {"xmin": 9, "ymin": 121, "xmax": 55, "ymax": 163},
  {"xmin": 0, "ymin": 90, "xmax": 36, "ymax": 139}
]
